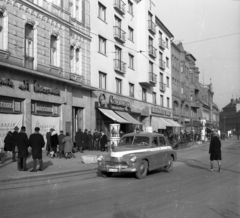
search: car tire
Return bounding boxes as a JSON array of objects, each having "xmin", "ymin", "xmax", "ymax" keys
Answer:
[
  {"xmin": 101, "ymin": 172, "xmax": 113, "ymax": 178},
  {"xmin": 135, "ymin": 160, "xmax": 148, "ymax": 179},
  {"xmin": 164, "ymin": 156, "xmax": 173, "ymax": 172}
]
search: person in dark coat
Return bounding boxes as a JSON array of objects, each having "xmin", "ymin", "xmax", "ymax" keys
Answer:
[
  {"xmin": 11, "ymin": 126, "xmax": 19, "ymax": 162},
  {"xmin": 88, "ymin": 131, "xmax": 93, "ymax": 150},
  {"xmin": 209, "ymin": 130, "xmax": 222, "ymax": 172},
  {"xmin": 29, "ymin": 127, "xmax": 45, "ymax": 172},
  {"xmin": 75, "ymin": 128, "xmax": 84, "ymax": 153},
  {"xmin": 17, "ymin": 126, "xmax": 29, "ymax": 171},
  {"xmin": 83, "ymin": 129, "xmax": 88, "ymax": 150},
  {"xmin": 4, "ymin": 131, "xmax": 12, "ymax": 152},
  {"xmin": 50, "ymin": 129, "xmax": 59, "ymax": 158},
  {"xmin": 62, "ymin": 132, "xmax": 74, "ymax": 158},
  {"xmin": 58, "ymin": 130, "xmax": 65, "ymax": 158},
  {"xmin": 93, "ymin": 129, "xmax": 100, "ymax": 150},
  {"xmin": 100, "ymin": 130, "xmax": 108, "ymax": 152},
  {"xmin": 46, "ymin": 129, "xmax": 52, "ymax": 156}
]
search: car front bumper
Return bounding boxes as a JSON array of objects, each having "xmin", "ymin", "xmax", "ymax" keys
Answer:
[{"xmin": 98, "ymin": 162, "xmax": 137, "ymax": 173}]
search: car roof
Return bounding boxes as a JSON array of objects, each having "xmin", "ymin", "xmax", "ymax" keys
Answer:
[{"xmin": 122, "ymin": 132, "xmax": 165, "ymax": 137}]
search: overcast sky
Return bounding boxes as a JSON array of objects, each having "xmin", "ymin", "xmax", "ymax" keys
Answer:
[{"xmin": 155, "ymin": 0, "xmax": 240, "ymax": 110}]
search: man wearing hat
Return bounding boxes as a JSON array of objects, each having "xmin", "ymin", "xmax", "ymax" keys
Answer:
[
  {"xmin": 83, "ymin": 129, "xmax": 88, "ymax": 150},
  {"xmin": 11, "ymin": 126, "xmax": 19, "ymax": 162}
]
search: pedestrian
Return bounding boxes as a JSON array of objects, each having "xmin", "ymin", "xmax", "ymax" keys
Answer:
[
  {"xmin": 62, "ymin": 132, "xmax": 74, "ymax": 159},
  {"xmin": 29, "ymin": 127, "xmax": 45, "ymax": 172},
  {"xmin": 93, "ymin": 129, "xmax": 100, "ymax": 150},
  {"xmin": 17, "ymin": 126, "xmax": 29, "ymax": 171},
  {"xmin": 100, "ymin": 130, "xmax": 108, "ymax": 152},
  {"xmin": 58, "ymin": 130, "xmax": 65, "ymax": 158},
  {"xmin": 75, "ymin": 128, "xmax": 84, "ymax": 153},
  {"xmin": 3, "ymin": 131, "xmax": 12, "ymax": 162},
  {"xmin": 88, "ymin": 131, "xmax": 93, "ymax": 150},
  {"xmin": 83, "ymin": 129, "xmax": 88, "ymax": 150},
  {"xmin": 46, "ymin": 128, "xmax": 52, "ymax": 156},
  {"xmin": 50, "ymin": 129, "xmax": 59, "ymax": 158},
  {"xmin": 11, "ymin": 126, "xmax": 19, "ymax": 162},
  {"xmin": 209, "ymin": 130, "xmax": 222, "ymax": 172}
]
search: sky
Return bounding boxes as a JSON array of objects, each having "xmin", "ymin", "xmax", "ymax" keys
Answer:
[{"xmin": 155, "ymin": 0, "xmax": 240, "ymax": 110}]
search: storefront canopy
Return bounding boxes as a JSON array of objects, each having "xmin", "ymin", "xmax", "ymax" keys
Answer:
[
  {"xmin": 165, "ymin": 119, "xmax": 182, "ymax": 127},
  {"xmin": 151, "ymin": 116, "xmax": 167, "ymax": 130},
  {"xmin": 98, "ymin": 108, "xmax": 129, "ymax": 123},
  {"xmin": 114, "ymin": 111, "xmax": 142, "ymax": 125}
]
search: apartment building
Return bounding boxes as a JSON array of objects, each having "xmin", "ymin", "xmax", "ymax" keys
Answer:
[
  {"xmin": 0, "ymin": 0, "xmax": 94, "ymax": 147},
  {"xmin": 90, "ymin": 0, "xmax": 179, "ymax": 136}
]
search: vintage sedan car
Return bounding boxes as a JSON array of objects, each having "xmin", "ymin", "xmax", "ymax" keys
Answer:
[{"xmin": 97, "ymin": 132, "xmax": 177, "ymax": 179}]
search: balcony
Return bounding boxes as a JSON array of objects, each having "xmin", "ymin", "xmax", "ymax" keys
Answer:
[
  {"xmin": 148, "ymin": 20, "xmax": 156, "ymax": 34},
  {"xmin": 114, "ymin": 59, "xmax": 126, "ymax": 74},
  {"xmin": 148, "ymin": 45, "xmax": 157, "ymax": 58},
  {"xmin": 159, "ymin": 59, "xmax": 165, "ymax": 70},
  {"xmin": 190, "ymin": 101, "xmax": 200, "ymax": 108},
  {"xmin": 159, "ymin": 38, "xmax": 165, "ymax": 50},
  {"xmin": 113, "ymin": 0, "xmax": 126, "ymax": 15},
  {"xmin": 159, "ymin": 82, "xmax": 166, "ymax": 92},
  {"xmin": 113, "ymin": 26, "xmax": 126, "ymax": 43},
  {"xmin": 149, "ymin": 72, "xmax": 157, "ymax": 84}
]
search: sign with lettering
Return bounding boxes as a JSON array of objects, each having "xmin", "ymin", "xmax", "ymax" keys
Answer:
[
  {"xmin": 0, "ymin": 98, "xmax": 21, "ymax": 113},
  {"xmin": 32, "ymin": 102, "xmax": 59, "ymax": 116},
  {"xmin": 19, "ymin": 80, "xmax": 29, "ymax": 91},
  {"xmin": 0, "ymin": 78, "xmax": 14, "ymax": 88},
  {"xmin": 34, "ymin": 81, "xmax": 60, "ymax": 96},
  {"xmin": 151, "ymin": 107, "xmax": 171, "ymax": 117},
  {"xmin": 109, "ymin": 95, "xmax": 130, "ymax": 109}
]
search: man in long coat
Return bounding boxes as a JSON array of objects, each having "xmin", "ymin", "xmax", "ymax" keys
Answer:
[
  {"xmin": 83, "ymin": 129, "xmax": 88, "ymax": 150},
  {"xmin": 46, "ymin": 129, "xmax": 52, "ymax": 156},
  {"xmin": 11, "ymin": 126, "xmax": 19, "ymax": 162},
  {"xmin": 100, "ymin": 130, "xmax": 108, "ymax": 152},
  {"xmin": 209, "ymin": 130, "xmax": 222, "ymax": 172},
  {"xmin": 29, "ymin": 127, "xmax": 45, "ymax": 172},
  {"xmin": 58, "ymin": 130, "xmax": 65, "ymax": 158},
  {"xmin": 17, "ymin": 126, "xmax": 29, "ymax": 171},
  {"xmin": 75, "ymin": 128, "xmax": 84, "ymax": 153}
]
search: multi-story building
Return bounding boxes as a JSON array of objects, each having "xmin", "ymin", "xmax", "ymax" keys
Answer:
[
  {"xmin": 0, "ymin": 0, "xmax": 94, "ymax": 148},
  {"xmin": 91, "ymin": 0, "xmax": 179, "ymax": 137}
]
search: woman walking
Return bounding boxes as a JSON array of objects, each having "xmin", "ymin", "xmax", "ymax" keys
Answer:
[{"xmin": 62, "ymin": 132, "xmax": 74, "ymax": 159}]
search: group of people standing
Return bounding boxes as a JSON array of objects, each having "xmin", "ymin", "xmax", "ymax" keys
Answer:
[{"xmin": 75, "ymin": 129, "xmax": 108, "ymax": 152}]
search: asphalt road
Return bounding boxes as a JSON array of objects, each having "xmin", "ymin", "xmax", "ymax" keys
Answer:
[{"xmin": 0, "ymin": 139, "xmax": 239, "ymax": 218}]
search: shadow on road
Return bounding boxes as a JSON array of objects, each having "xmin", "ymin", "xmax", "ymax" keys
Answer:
[
  {"xmin": 208, "ymin": 206, "xmax": 239, "ymax": 218},
  {"xmin": 26, "ymin": 160, "xmax": 53, "ymax": 170}
]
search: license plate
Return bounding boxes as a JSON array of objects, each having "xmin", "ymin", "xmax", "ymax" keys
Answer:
[{"xmin": 108, "ymin": 168, "xmax": 118, "ymax": 172}]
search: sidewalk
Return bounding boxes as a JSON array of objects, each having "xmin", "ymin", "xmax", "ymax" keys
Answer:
[{"xmin": 0, "ymin": 150, "xmax": 102, "ymax": 182}]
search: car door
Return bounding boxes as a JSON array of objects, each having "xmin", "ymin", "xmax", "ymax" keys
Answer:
[
  {"xmin": 159, "ymin": 137, "xmax": 169, "ymax": 166},
  {"xmin": 149, "ymin": 136, "xmax": 164, "ymax": 170}
]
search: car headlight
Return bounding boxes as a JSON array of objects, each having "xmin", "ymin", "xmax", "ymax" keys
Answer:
[
  {"xmin": 97, "ymin": 155, "xmax": 104, "ymax": 161},
  {"xmin": 130, "ymin": 155, "xmax": 137, "ymax": 163}
]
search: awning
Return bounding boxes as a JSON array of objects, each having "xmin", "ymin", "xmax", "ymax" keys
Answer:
[
  {"xmin": 165, "ymin": 119, "xmax": 182, "ymax": 127},
  {"xmin": 151, "ymin": 116, "xmax": 167, "ymax": 130},
  {"xmin": 98, "ymin": 108, "xmax": 129, "ymax": 123},
  {"xmin": 114, "ymin": 111, "xmax": 142, "ymax": 125}
]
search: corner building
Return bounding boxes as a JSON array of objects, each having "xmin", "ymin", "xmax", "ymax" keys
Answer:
[
  {"xmin": 0, "ymin": 0, "xmax": 95, "ymax": 148},
  {"xmin": 91, "ymin": 0, "xmax": 179, "ymax": 138}
]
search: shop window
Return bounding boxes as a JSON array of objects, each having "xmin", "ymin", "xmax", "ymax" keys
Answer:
[
  {"xmin": 25, "ymin": 24, "xmax": 34, "ymax": 69},
  {"xmin": 98, "ymin": 2, "xmax": 106, "ymax": 22},
  {"xmin": 31, "ymin": 101, "xmax": 59, "ymax": 116},
  {"xmin": 142, "ymin": 88, "xmax": 147, "ymax": 102},
  {"xmin": 116, "ymin": 78, "xmax": 122, "ymax": 94},
  {"xmin": 50, "ymin": 35, "xmax": 58, "ymax": 66},
  {"xmin": 0, "ymin": 98, "xmax": 22, "ymax": 113},
  {"xmin": 99, "ymin": 72, "xmax": 106, "ymax": 90}
]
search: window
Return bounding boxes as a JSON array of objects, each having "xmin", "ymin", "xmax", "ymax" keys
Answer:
[
  {"xmin": 98, "ymin": 2, "xmax": 106, "ymax": 22},
  {"xmin": 116, "ymin": 78, "xmax": 122, "ymax": 94},
  {"xmin": 99, "ymin": 72, "xmax": 106, "ymax": 90},
  {"xmin": 148, "ymin": 12, "xmax": 152, "ymax": 21},
  {"xmin": 50, "ymin": 35, "xmax": 57, "ymax": 66},
  {"xmin": 159, "ymin": 137, "xmax": 166, "ymax": 146},
  {"xmin": 70, "ymin": 0, "xmax": 83, "ymax": 22},
  {"xmin": 115, "ymin": 46, "xmax": 122, "ymax": 61},
  {"xmin": 99, "ymin": 36, "xmax": 106, "ymax": 55},
  {"xmin": 0, "ymin": 13, "xmax": 3, "ymax": 50},
  {"xmin": 128, "ymin": 1, "xmax": 133, "ymax": 15},
  {"xmin": 75, "ymin": 48, "xmax": 80, "ymax": 74},
  {"xmin": 128, "ymin": 26, "xmax": 134, "ymax": 41},
  {"xmin": 160, "ymin": 73, "xmax": 163, "ymax": 83},
  {"xmin": 149, "ymin": 61, "xmax": 153, "ymax": 73},
  {"xmin": 25, "ymin": 24, "xmax": 34, "ymax": 69},
  {"xmin": 152, "ymin": 92, "xmax": 156, "ymax": 104},
  {"xmin": 160, "ymin": 95, "xmax": 163, "ymax": 106},
  {"xmin": 166, "ymin": 57, "xmax": 169, "ymax": 68},
  {"xmin": 129, "ymin": 54, "xmax": 134, "ymax": 69},
  {"xmin": 167, "ymin": 97, "xmax": 170, "ymax": 108},
  {"xmin": 166, "ymin": 76, "xmax": 170, "ymax": 87},
  {"xmin": 166, "ymin": 38, "xmax": 169, "ymax": 48},
  {"xmin": 70, "ymin": 46, "xmax": 74, "ymax": 73},
  {"xmin": 142, "ymin": 88, "xmax": 147, "ymax": 101},
  {"xmin": 129, "ymin": 83, "xmax": 134, "ymax": 97}
]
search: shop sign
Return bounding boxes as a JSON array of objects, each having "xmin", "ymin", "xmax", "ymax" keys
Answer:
[
  {"xmin": 32, "ymin": 102, "xmax": 59, "ymax": 116},
  {"xmin": 19, "ymin": 80, "xmax": 29, "ymax": 91},
  {"xmin": 34, "ymin": 81, "xmax": 60, "ymax": 96},
  {"xmin": 151, "ymin": 107, "xmax": 171, "ymax": 117},
  {"xmin": 109, "ymin": 95, "xmax": 130, "ymax": 109},
  {"xmin": 185, "ymin": 118, "xmax": 190, "ymax": 122},
  {"xmin": 0, "ymin": 78, "xmax": 14, "ymax": 88},
  {"xmin": 99, "ymin": 93, "xmax": 107, "ymax": 107},
  {"xmin": 0, "ymin": 98, "xmax": 21, "ymax": 113}
]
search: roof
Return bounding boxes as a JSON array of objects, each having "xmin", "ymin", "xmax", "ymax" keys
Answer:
[{"xmin": 155, "ymin": 16, "xmax": 174, "ymax": 38}]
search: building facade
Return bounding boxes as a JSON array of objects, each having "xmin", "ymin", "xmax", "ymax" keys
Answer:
[
  {"xmin": 0, "ymin": 0, "xmax": 94, "ymax": 148},
  {"xmin": 90, "ymin": 0, "xmax": 178, "ymax": 138}
]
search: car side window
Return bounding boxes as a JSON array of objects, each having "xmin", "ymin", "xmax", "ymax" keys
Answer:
[
  {"xmin": 159, "ymin": 137, "xmax": 166, "ymax": 147},
  {"xmin": 152, "ymin": 137, "xmax": 158, "ymax": 147}
]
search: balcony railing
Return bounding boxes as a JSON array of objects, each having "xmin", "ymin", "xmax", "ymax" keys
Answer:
[
  {"xmin": 148, "ymin": 20, "xmax": 156, "ymax": 34},
  {"xmin": 114, "ymin": 59, "xmax": 126, "ymax": 74},
  {"xmin": 159, "ymin": 82, "xmax": 166, "ymax": 92},
  {"xmin": 149, "ymin": 72, "xmax": 157, "ymax": 84},
  {"xmin": 159, "ymin": 59, "xmax": 165, "ymax": 70},
  {"xmin": 148, "ymin": 45, "xmax": 157, "ymax": 58},
  {"xmin": 159, "ymin": 38, "xmax": 165, "ymax": 50},
  {"xmin": 113, "ymin": 0, "xmax": 126, "ymax": 14},
  {"xmin": 113, "ymin": 26, "xmax": 126, "ymax": 43}
]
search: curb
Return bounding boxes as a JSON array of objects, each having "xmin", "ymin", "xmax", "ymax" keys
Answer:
[{"xmin": 0, "ymin": 166, "xmax": 98, "ymax": 183}]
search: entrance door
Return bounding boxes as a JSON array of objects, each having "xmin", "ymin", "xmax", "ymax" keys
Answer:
[{"xmin": 72, "ymin": 107, "xmax": 83, "ymax": 141}]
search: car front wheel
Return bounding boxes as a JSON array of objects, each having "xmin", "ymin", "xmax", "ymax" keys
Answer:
[
  {"xmin": 135, "ymin": 160, "xmax": 148, "ymax": 179},
  {"xmin": 164, "ymin": 156, "xmax": 173, "ymax": 172},
  {"xmin": 100, "ymin": 171, "xmax": 113, "ymax": 178}
]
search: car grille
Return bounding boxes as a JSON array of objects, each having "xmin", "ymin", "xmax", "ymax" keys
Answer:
[{"xmin": 105, "ymin": 161, "xmax": 128, "ymax": 167}]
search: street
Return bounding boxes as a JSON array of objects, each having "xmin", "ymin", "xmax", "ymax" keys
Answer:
[{"xmin": 0, "ymin": 139, "xmax": 239, "ymax": 218}]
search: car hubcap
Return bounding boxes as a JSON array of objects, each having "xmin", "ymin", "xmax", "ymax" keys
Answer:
[{"xmin": 140, "ymin": 164, "xmax": 145, "ymax": 174}]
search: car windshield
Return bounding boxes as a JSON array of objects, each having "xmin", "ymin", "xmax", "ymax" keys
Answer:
[{"xmin": 118, "ymin": 136, "xmax": 150, "ymax": 147}]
